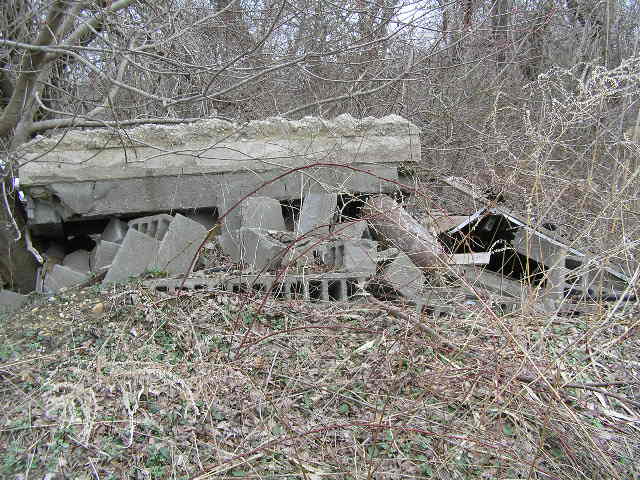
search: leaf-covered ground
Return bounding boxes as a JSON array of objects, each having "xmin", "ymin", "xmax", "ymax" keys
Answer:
[{"xmin": 1, "ymin": 281, "xmax": 639, "ymax": 479}]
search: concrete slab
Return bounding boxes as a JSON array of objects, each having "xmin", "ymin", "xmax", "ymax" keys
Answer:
[
  {"xmin": 238, "ymin": 228, "xmax": 286, "ymax": 271},
  {"xmin": 297, "ymin": 193, "xmax": 338, "ymax": 236},
  {"xmin": 44, "ymin": 265, "xmax": 90, "ymax": 293},
  {"xmin": 382, "ymin": 253, "xmax": 424, "ymax": 299},
  {"xmin": 101, "ymin": 218, "xmax": 128, "ymax": 244},
  {"xmin": 90, "ymin": 240, "xmax": 121, "ymax": 273},
  {"xmin": 151, "ymin": 214, "xmax": 208, "ymax": 275},
  {"xmin": 128, "ymin": 214, "xmax": 173, "ymax": 241},
  {"xmin": 0, "ymin": 289, "xmax": 29, "ymax": 314},
  {"xmin": 103, "ymin": 229, "xmax": 159, "ymax": 284},
  {"xmin": 63, "ymin": 250, "xmax": 91, "ymax": 274}
]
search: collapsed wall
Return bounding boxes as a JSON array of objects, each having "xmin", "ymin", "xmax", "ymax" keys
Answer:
[{"xmin": 18, "ymin": 114, "xmax": 420, "ymax": 237}]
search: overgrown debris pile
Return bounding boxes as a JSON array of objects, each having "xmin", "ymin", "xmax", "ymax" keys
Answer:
[{"xmin": 1, "ymin": 279, "xmax": 638, "ymax": 478}]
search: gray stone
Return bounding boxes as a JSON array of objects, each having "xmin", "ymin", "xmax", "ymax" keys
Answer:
[
  {"xmin": 63, "ymin": 250, "xmax": 91, "ymax": 274},
  {"xmin": 90, "ymin": 240, "xmax": 121, "ymax": 273},
  {"xmin": 151, "ymin": 214, "xmax": 208, "ymax": 275},
  {"xmin": 102, "ymin": 218, "xmax": 128, "ymax": 244},
  {"xmin": 382, "ymin": 253, "xmax": 424, "ymax": 299},
  {"xmin": 332, "ymin": 221, "xmax": 369, "ymax": 240},
  {"xmin": 103, "ymin": 229, "xmax": 159, "ymax": 284},
  {"xmin": 0, "ymin": 289, "xmax": 29, "ymax": 314},
  {"xmin": 238, "ymin": 228, "xmax": 286, "ymax": 272},
  {"xmin": 44, "ymin": 265, "xmax": 90, "ymax": 293},
  {"xmin": 297, "ymin": 193, "xmax": 338, "ymax": 236},
  {"xmin": 128, "ymin": 214, "xmax": 173, "ymax": 241}
]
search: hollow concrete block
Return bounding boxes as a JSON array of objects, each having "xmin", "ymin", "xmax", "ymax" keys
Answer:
[
  {"xmin": 103, "ymin": 229, "xmax": 159, "ymax": 285},
  {"xmin": 238, "ymin": 228, "xmax": 286, "ymax": 271},
  {"xmin": 128, "ymin": 214, "xmax": 173, "ymax": 241},
  {"xmin": 151, "ymin": 214, "xmax": 208, "ymax": 275},
  {"xmin": 220, "ymin": 195, "xmax": 286, "ymax": 235}
]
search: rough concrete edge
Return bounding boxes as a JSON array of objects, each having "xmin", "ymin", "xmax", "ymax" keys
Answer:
[{"xmin": 21, "ymin": 114, "xmax": 421, "ymax": 153}]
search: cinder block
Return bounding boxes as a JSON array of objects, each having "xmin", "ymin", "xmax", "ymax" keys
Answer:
[
  {"xmin": 63, "ymin": 250, "xmax": 91, "ymax": 274},
  {"xmin": 220, "ymin": 195, "xmax": 286, "ymax": 234},
  {"xmin": 0, "ymin": 289, "xmax": 29, "ymax": 313},
  {"xmin": 342, "ymin": 241, "xmax": 377, "ymax": 273},
  {"xmin": 44, "ymin": 265, "xmax": 90, "ymax": 293},
  {"xmin": 128, "ymin": 214, "xmax": 173, "ymax": 241},
  {"xmin": 296, "ymin": 193, "xmax": 337, "ymax": 236},
  {"xmin": 102, "ymin": 218, "xmax": 128, "ymax": 244},
  {"xmin": 382, "ymin": 252, "xmax": 424, "ymax": 299},
  {"xmin": 239, "ymin": 228, "xmax": 286, "ymax": 271},
  {"xmin": 90, "ymin": 240, "xmax": 120, "ymax": 273},
  {"xmin": 152, "ymin": 214, "xmax": 208, "ymax": 275},
  {"xmin": 103, "ymin": 229, "xmax": 159, "ymax": 284}
]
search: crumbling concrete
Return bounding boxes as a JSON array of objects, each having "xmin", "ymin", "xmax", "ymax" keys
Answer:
[
  {"xmin": 103, "ymin": 229, "xmax": 159, "ymax": 284},
  {"xmin": 297, "ymin": 193, "xmax": 338, "ymax": 236},
  {"xmin": 317, "ymin": 239, "xmax": 378, "ymax": 273},
  {"xmin": 151, "ymin": 214, "xmax": 208, "ymax": 275},
  {"xmin": 0, "ymin": 289, "xmax": 29, "ymax": 314},
  {"xmin": 20, "ymin": 116, "xmax": 418, "ymax": 231},
  {"xmin": 44, "ymin": 265, "xmax": 90, "ymax": 293}
]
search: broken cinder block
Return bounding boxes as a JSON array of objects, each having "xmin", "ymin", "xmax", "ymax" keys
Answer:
[
  {"xmin": 296, "ymin": 193, "xmax": 337, "ymax": 236},
  {"xmin": 101, "ymin": 218, "xmax": 129, "ymax": 244},
  {"xmin": 220, "ymin": 194, "xmax": 286, "ymax": 234},
  {"xmin": 128, "ymin": 214, "xmax": 173, "ymax": 241},
  {"xmin": 151, "ymin": 214, "xmax": 208, "ymax": 275},
  {"xmin": 103, "ymin": 229, "xmax": 159, "ymax": 284},
  {"xmin": 62, "ymin": 250, "xmax": 91, "ymax": 274},
  {"xmin": 90, "ymin": 240, "xmax": 121, "ymax": 273},
  {"xmin": 382, "ymin": 252, "xmax": 424, "ymax": 300},
  {"xmin": 44, "ymin": 265, "xmax": 90, "ymax": 293}
]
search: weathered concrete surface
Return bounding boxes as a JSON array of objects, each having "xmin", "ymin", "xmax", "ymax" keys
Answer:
[
  {"xmin": 0, "ymin": 289, "xmax": 29, "ymax": 314},
  {"xmin": 19, "ymin": 116, "xmax": 417, "ymax": 229},
  {"xmin": 103, "ymin": 229, "xmax": 159, "ymax": 284},
  {"xmin": 151, "ymin": 214, "xmax": 208, "ymax": 275},
  {"xmin": 317, "ymin": 239, "xmax": 377, "ymax": 273},
  {"xmin": 455, "ymin": 266, "xmax": 522, "ymax": 297},
  {"xmin": 297, "ymin": 193, "xmax": 338, "ymax": 236},
  {"xmin": 90, "ymin": 240, "xmax": 120, "ymax": 272},
  {"xmin": 44, "ymin": 265, "xmax": 90, "ymax": 293}
]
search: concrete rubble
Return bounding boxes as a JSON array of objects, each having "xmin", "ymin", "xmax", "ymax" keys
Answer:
[
  {"xmin": 0, "ymin": 289, "xmax": 29, "ymax": 314},
  {"xmin": 13, "ymin": 116, "xmax": 633, "ymax": 314}
]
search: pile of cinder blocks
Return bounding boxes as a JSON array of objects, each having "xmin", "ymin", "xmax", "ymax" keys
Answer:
[
  {"xmin": 217, "ymin": 192, "xmax": 381, "ymax": 275},
  {"xmin": 41, "ymin": 213, "xmax": 209, "ymax": 293}
]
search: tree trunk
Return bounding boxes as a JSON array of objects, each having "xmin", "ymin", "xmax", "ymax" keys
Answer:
[
  {"xmin": 0, "ymin": 182, "xmax": 38, "ymax": 292},
  {"xmin": 363, "ymin": 195, "xmax": 444, "ymax": 269}
]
